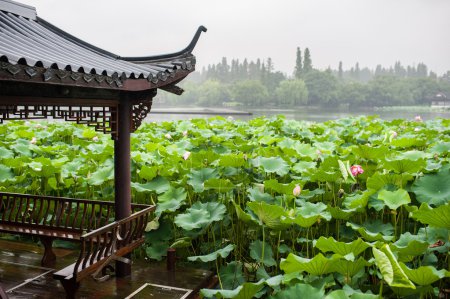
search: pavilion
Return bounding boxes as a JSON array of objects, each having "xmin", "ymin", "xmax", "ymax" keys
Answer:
[{"xmin": 0, "ymin": 0, "xmax": 205, "ymax": 280}]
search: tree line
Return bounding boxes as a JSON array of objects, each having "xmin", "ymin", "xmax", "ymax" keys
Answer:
[{"xmin": 156, "ymin": 47, "xmax": 450, "ymax": 108}]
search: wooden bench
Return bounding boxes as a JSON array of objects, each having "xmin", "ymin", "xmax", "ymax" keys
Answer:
[{"xmin": 0, "ymin": 192, "xmax": 155, "ymax": 298}]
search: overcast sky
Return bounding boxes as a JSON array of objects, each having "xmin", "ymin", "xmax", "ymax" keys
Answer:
[{"xmin": 17, "ymin": 0, "xmax": 450, "ymax": 76}]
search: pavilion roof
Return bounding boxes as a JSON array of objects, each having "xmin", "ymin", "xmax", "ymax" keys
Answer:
[{"xmin": 0, "ymin": 0, "xmax": 206, "ymax": 92}]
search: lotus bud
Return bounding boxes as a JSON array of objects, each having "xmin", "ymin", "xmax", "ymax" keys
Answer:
[
  {"xmin": 183, "ymin": 151, "xmax": 191, "ymax": 160},
  {"xmin": 92, "ymin": 136, "xmax": 99, "ymax": 142},
  {"xmin": 243, "ymin": 154, "xmax": 248, "ymax": 161},
  {"xmin": 350, "ymin": 165, "xmax": 364, "ymax": 176},
  {"xmin": 415, "ymin": 115, "xmax": 422, "ymax": 122},
  {"xmin": 30, "ymin": 137, "xmax": 37, "ymax": 144},
  {"xmin": 182, "ymin": 130, "xmax": 188, "ymax": 137},
  {"xmin": 165, "ymin": 133, "xmax": 172, "ymax": 139},
  {"xmin": 414, "ymin": 127, "xmax": 420, "ymax": 132},
  {"xmin": 293, "ymin": 184, "xmax": 301, "ymax": 196},
  {"xmin": 390, "ymin": 131, "xmax": 397, "ymax": 138}
]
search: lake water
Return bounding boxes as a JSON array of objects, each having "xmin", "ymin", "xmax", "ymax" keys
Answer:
[{"xmin": 147, "ymin": 106, "xmax": 450, "ymax": 123}]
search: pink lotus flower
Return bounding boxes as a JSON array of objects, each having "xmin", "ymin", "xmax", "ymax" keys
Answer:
[
  {"xmin": 183, "ymin": 151, "xmax": 191, "ymax": 160},
  {"xmin": 92, "ymin": 136, "xmax": 99, "ymax": 142},
  {"xmin": 30, "ymin": 137, "xmax": 37, "ymax": 144},
  {"xmin": 293, "ymin": 185, "xmax": 301, "ymax": 196},
  {"xmin": 390, "ymin": 131, "xmax": 397, "ymax": 138},
  {"xmin": 415, "ymin": 115, "xmax": 422, "ymax": 122},
  {"xmin": 350, "ymin": 165, "xmax": 364, "ymax": 176}
]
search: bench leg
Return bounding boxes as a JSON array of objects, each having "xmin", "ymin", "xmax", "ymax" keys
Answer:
[
  {"xmin": 40, "ymin": 236, "xmax": 56, "ymax": 267},
  {"xmin": 59, "ymin": 279, "xmax": 79, "ymax": 299}
]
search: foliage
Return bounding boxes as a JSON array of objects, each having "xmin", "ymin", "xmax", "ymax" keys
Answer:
[{"xmin": 1, "ymin": 115, "xmax": 449, "ymax": 298}]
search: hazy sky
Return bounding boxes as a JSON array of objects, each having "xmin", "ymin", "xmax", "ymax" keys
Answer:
[{"xmin": 16, "ymin": 0, "xmax": 450, "ymax": 76}]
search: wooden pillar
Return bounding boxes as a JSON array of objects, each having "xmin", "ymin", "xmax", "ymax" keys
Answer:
[{"xmin": 114, "ymin": 97, "xmax": 132, "ymax": 277}]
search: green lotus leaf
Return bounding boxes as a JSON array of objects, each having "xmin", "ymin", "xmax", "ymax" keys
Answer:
[
  {"xmin": 292, "ymin": 161, "xmax": 317, "ymax": 174},
  {"xmin": 391, "ymin": 136, "xmax": 426, "ymax": 149},
  {"xmin": 382, "ymin": 157, "xmax": 426, "ymax": 174},
  {"xmin": 47, "ymin": 177, "xmax": 58, "ymax": 190},
  {"xmin": 200, "ymin": 279, "xmax": 264, "ymax": 299},
  {"xmin": 249, "ymin": 240, "xmax": 276, "ymax": 267},
  {"xmin": 350, "ymin": 293, "xmax": 379, "ymax": 299},
  {"xmin": 219, "ymin": 261, "xmax": 246, "ymax": 290},
  {"xmin": 247, "ymin": 201, "xmax": 288, "ymax": 230},
  {"xmin": 391, "ymin": 233, "xmax": 429, "ymax": 261},
  {"xmin": 347, "ymin": 221, "xmax": 394, "ymax": 242},
  {"xmin": 155, "ymin": 198, "xmax": 184, "ymax": 216},
  {"xmin": 343, "ymin": 190, "xmax": 373, "ymax": 211},
  {"xmin": 218, "ymin": 153, "xmax": 246, "ymax": 167},
  {"xmin": 399, "ymin": 263, "xmax": 447, "ymax": 285},
  {"xmin": 297, "ymin": 201, "xmax": 331, "ymax": 220},
  {"xmin": 0, "ymin": 164, "xmax": 13, "ymax": 182},
  {"xmin": 372, "ymin": 244, "xmax": 415, "ymax": 289},
  {"xmin": 233, "ymin": 202, "xmax": 258, "ymax": 225},
  {"xmin": 253, "ymin": 156, "xmax": 289, "ymax": 176},
  {"xmin": 327, "ymin": 206, "xmax": 356, "ymax": 220},
  {"xmin": 174, "ymin": 209, "xmax": 210, "ymax": 231},
  {"xmin": 311, "ymin": 169, "xmax": 341, "ymax": 183},
  {"xmin": 366, "ymin": 172, "xmax": 413, "ymax": 191},
  {"xmin": 412, "ymin": 169, "xmax": 450, "ymax": 206},
  {"xmin": 88, "ymin": 166, "xmax": 113, "ymax": 186},
  {"xmin": 204, "ymin": 178, "xmax": 235, "ymax": 193},
  {"xmin": 377, "ymin": 188, "xmax": 411, "ymax": 210},
  {"xmin": 325, "ymin": 290, "xmax": 349, "ymax": 299},
  {"xmin": 247, "ymin": 186, "xmax": 274, "ymax": 203},
  {"xmin": 145, "ymin": 241, "xmax": 168, "ymax": 261},
  {"xmin": 0, "ymin": 147, "xmax": 13, "ymax": 160},
  {"xmin": 138, "ymin": 165, "xmax": 158, "ymax": 181},
  {"xmin": 286, "ymin": 214, "xmax": 319, "ymax": 228},
  {"xmin": 131, "ymin": 176, "xmax": 170, "ymax": 194},
  {"xmin": 314, "ymin": 237, "xmax": 370, "ymax": 256},
  {"xmin": 350, "ymin": 144, "xmax": 389, "ymax": 162},
  {"xmin": 188, "ymin": 244, "xmax": 234, "ymax": 263},
  {"xmin": 203, "ymin": 201, "xmax": 227, "ymax": 223},
  {"xmin": 280, "ymin": 253, "xmax": 339, "ymax": 275},
  {"xmin": 396, "ymin": 150, "xmax": 430, "ymax": 161},
  {"xmin": 332, "ymin": 256, "xmax": 372, "ymax": 278},
  {"xmin": 12, "ymin": 142, "xmax": 32, "ymax": 157},
  {"xmin": 293, "ymin": 143, "xmax": 318, "ymax": 160},
  {"xmin": 270, "ymin": 283, "xmax": 324, "ymax": 299},
  {"xmin": 411, "ymin": 203, "xmax": 450, "ymax": 229},
  {"xmin": 187, "ymin": 168, "xmax": 218, "ymax": 193},
  {"xmin": 430, "ymin": 141, "xmax": 450, "ymax": 154},
  {"xmin": 169, "ymin": 237, "xmax": 192, "ymax": 249},
  {"xmin": 158, "ymin": 186, "xmax": 187, "ymax": 203}
]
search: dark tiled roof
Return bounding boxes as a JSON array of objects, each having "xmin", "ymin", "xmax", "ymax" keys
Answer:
[{"xmin": 0, "ymin": 0, "xmax": 206, "ymax": 85}]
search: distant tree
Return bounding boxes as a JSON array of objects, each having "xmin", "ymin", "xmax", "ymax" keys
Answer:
[
  {"xmin": 337, "ymin": 82, "xmax": 367, "ymax": 106},
  {"xmin": 417, "ymin": 63, "xmax": 428, "ymax": 78},
  {"xmin": 231, "ymin": 80, "xmax": 269, "ymax": 106},
  {"xmin": 275, "ymin": 79, "xmax": 308, "ymax": 106},
  {"xmin": 266, "ymin": 57, "xmax": 274, "ymax": 73},
  {"xmin": 303, "ymin": 48, "xmax": 312, "ymax": 73},
  {"xmin": 304, "ymin": 70, "xmax": 338, "ymax": 105},
  {"xmin": 354, "ymin": 62, "xmax": 360, "ymax": 80},
  {"xmin": 197, "ymin": 80, "xmax": 230, "ymax": 106},
  {"xmin": 338, "ymin": 61, "xmax": 343, "ymax": 80},
  {"xmin": 294, "ymin": 47, "xmax": 303, "ymax": 79}
]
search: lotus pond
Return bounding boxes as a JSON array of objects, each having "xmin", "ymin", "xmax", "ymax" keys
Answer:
[{"xmin": 0, "ymin": 115, "xmax": 449, "ymax": 298}]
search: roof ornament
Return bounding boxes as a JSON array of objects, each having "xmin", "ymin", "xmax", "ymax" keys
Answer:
[{"xmin": 121, "ymin": 26, "xmax": 207, "ymax": 62}]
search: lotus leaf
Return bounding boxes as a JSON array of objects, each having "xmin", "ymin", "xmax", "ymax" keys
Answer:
[
  {"xmin": 145, "ymin": 241, "xmax": 168, "ymax": 261},
  {"xmin": 327, "ymin": 206, "xmax": 355, "ymax": 220},
  {"xmin": 188, "ymin": 244, "xmax": 234, "ymax": 262},
  {"xmin": 138, "ymin": 165, "xmax": 158, "ymax": 181},
  {"xmin": 412, "ymin": 169, "xmax": 450, "ymax": 206},
  {"xmin": 391, "ymin": 233, "xmax": 429, "ymax": 261},
  {"xmin": 0, "ymin": 147, "xmax": 13, "ymax": 160},
  {"xmin": 247, "ymin": 201, "xmax": 288, "ymax": 230},
  {"xmin": 253, "ymin": 157, "xmax": 289, "ymax": 176},
  {"xmin": 343, "ymin": 190, "xmax": 373, "ymax": 211},
  {"xmin": 269, "ymin": 283, "xmax": 324, "ymax": 299},
  {"xmin": 366, "ymin": 172, "xmax": 413, "ymax": 191},
  {"xmin": 350, "ymin": 144, "xmax": 389, "ymax": 161},
  {"xmin": 233, "ymin": 202, "xmax": 258, "ymax": 225},
  {"xmin": 377, "ymin": 188, "xmax": 411, "ymax": 210},
  {"xmin": 382, "ymin": 157, "xmax": 426, "ymax": 174},
  {"xmin": 247, "ymin": 186, "xmax": 274, "ymax": 203},
  {"xmin": 187, "ymin": 168, "xmax": 218, "ymax": 193},
  {"xmin": 200, "ymin": 280, "xmax": 264, "ymax": 299},
  {"xmin": 131, "ymin": 176, "xmax": 170, "ymax": 194},
  {"xmin": 372, "ymin": 244, "xmax": 415, "ymax": 289},
  {"xmin": 0, "ymin": 164, "xmax": 13, "ymax": 182},
  {"xmin": 292, "ymin": 161, "xmax": 317, "ymax": 174},
  {"xmin": 219, "ymin": 261, "xmax": 246, "ymax": 289},
  {"xmin": 87, "ymin": 166, "xmax": 113, "ymax": 186},
  {"xmin": 332, "ymin": 256, "xmax": 371, "ymax": 278},
  {"xmin": 314, "ymin": 237, "xmax": 370, "ymax": 256},
  {"xmin": 411, "ymin": 203, "xmax": 450, "ymax": 229},
  {"xmin": 249, "ymin": 240, "xmax": 277, "ymax": 267},
  {"xmin": 219, "ymin": 153, "xmax": 246, "ymax": 167},
  {"xmin": 280, "ymin": 253, "xmax": 340, "ymax": 275},
  {"xmin": 174, "ymin": 209, "xmax": 210, "ymax": 230},
  {"xmin": 346, "ymin": 221, "xmax": 394, "ymax": 242},
  {"xmin": 204, "ymin": 178, "xmax": 235, "ymax": 193},
  {"xmin": 399, "ymin": 263, "xmax": 447, "ymax": 285}
]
